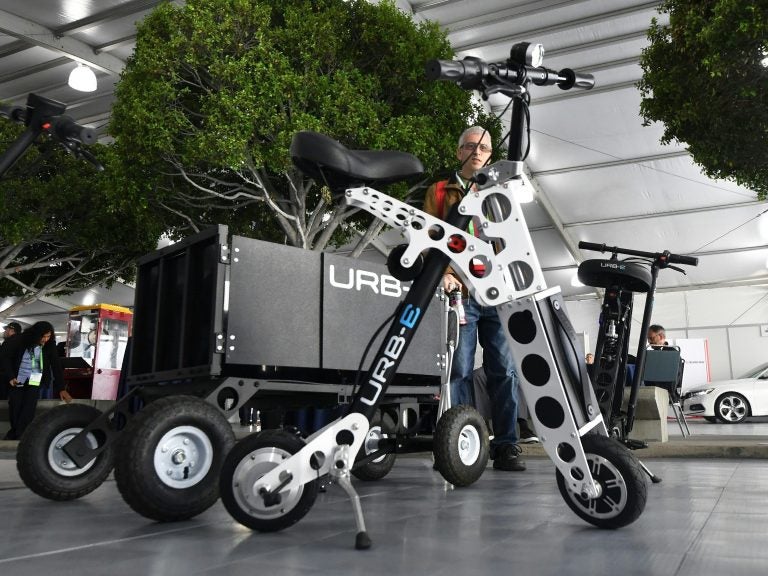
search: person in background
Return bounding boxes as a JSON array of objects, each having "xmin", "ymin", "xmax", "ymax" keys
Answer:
[
  {"xmin": 1, "ymin": 321, "xmax": 70, "ymax": 440},
  {"xmin": 424, "ymin": 126, "xmax": 525, "ymax": 472},
  {"xmin": 3, "ymin": 321, "xmax": 21, "ymax": 341},
  {"xmin": 647, "ymin": 324, "xmax": 667, "ymax": 348},
  {"xmin": 0, "ymin": 322, "xmax": 23, "ymax": 401},
  {"xmin": 585, "ymin": 353, "xmax": 594, "ymax": 364}
]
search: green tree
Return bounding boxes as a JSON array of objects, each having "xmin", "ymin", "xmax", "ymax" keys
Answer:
[
  {"xmin": 0, "ymin": 121, "xmax": 163, "ymax": 315},
  {"xmin": 639, "ymin": 0, "xmax": 768, "ymax": 199},
  {"xmin": 109, "ymin": 0, "xmax": 498, "ymax": 252}
]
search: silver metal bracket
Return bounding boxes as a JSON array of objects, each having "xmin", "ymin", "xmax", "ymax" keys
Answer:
[
  {"xmin": 345, "ymin": 167, "xmax": 545, "ymax": 306},
  {"xmin": 250, "ymin": 413, "xmax": 368, "ymax": 498}
]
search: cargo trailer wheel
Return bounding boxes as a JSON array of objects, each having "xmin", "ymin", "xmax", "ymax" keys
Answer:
[
  {"xmin": 433, "ymin": 405, "xmax": 489, "ymax": 487},
  {"xmin": 556, "ymin": 434, "xmax": 647, "ymax": 529},
  {"xmin": 17, "ymin": 404, "xmax": 114, "ymax": 500},
  {"xmin": 352, "ymin": 412, "xmax": 397, "ymax": 481},
  {"xmin": 220, "ymin": 429, "xmax": 319, "ymax": 532},
  {"xmin": 114, "ymin": 395, "xmax": 235, "ymax": 522}
]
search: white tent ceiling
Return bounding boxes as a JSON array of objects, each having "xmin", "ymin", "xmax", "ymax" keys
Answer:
[{"xmin": 0, "ymin": 0, "xmax": 766, "ymax": 330}]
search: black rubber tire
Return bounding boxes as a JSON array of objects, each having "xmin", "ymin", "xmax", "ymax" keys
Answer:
[
  {"xmin": 556, "ymin": 434, "xmax": 647, "ymax": 529},
  {"xmin": 16, "ymin": 404, "xmax": 114, "ymax": 501},
  {"xmin": 352, "ymin": 412, "xmax": 397, "ymax": 481},
  {"xmin": 703, "ymin": 416, "xmax": 718, "ymax": 423},
  {"xmin": 114, "ymin": 395, "xmax": 235, "ymax": 522},
  {"xmin": 219, "ymin": 429, "xmax": 319, "ymax": 532},
  {"xmin": 433, "ymin": 405, "xmax": 489, "ymax": 487},
  {"xmin": 714, "ymin": 392, "xmax": 749, "ymax": 423}
]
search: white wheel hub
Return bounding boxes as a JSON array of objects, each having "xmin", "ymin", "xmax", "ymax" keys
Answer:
[
  {"xmin": 153, "ymin": 425, "xmax": 213, "ymax": 488},
  {"xmin": 457, "ymin": 424, "xmax": 481, "ymax": 465},
  {"xmin": 48, "ymin": 427, "xmax": 98, "ymax": 477}
]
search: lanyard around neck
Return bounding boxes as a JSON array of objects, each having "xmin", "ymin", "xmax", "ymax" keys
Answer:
[
  {"xmin": 455, "ymin": 173, "xmax": 477, "ymax": 236},
  {"xmin": 31, "ymin": 346, "xmax": 43, "ymax": 371}
]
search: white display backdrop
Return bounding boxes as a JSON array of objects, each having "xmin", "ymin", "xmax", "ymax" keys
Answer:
[{"xmin": 673, "ymin": 338, "xmax": 710, "ymax": 392}]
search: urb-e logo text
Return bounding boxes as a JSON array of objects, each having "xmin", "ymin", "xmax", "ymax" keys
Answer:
[{"xmin": 328, "ymin": 264, "xmax": 408, "ymax": 297}]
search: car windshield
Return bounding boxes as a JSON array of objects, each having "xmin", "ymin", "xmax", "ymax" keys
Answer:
[{"xmin": 739, "ymin": 362, "xmax": 768, "ymax": 379}]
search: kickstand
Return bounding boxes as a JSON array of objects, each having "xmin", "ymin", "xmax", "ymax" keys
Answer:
[
  {"xmin": 331, "ymin": 445, "xmax": 371, "ymax": 550},
  {"xmin": 621, "ymin": 437, "xmax": 662, "ymax": 483},
  {"xmin": 638, "ymin": 459, "xmax": 662, "ymax": 484}
]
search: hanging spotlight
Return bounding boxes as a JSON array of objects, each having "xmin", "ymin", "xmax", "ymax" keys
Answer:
[
  {"xmin": 68, "ymin": 63, "xmax": 97, "ymax": 92},
  {"xmin": 570, "ymin": 273, "xmax": 584, "ymax": 288},
  {"xmin": 514, "ymin": 184, "xmax": 534, "ymax": 203}
]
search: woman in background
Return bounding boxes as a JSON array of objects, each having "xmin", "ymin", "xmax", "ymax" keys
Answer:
[{"xmin": 1, "ymin": 321, "xmax": 69, "ymax": 440}]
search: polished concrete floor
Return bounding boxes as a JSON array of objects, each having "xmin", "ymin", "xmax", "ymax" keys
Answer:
[{"xmin": 1, "ymin": 419, "xmax": 768, "ymax": 576}]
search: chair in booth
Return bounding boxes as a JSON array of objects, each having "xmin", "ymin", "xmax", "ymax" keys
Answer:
[{"xmin": 643, "ymin": 347, "xmax": 690, "ymax": 437}]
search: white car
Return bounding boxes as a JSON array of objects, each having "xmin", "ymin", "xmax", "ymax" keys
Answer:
[{"xmin": 682, "ymin": 363, "xmax": 768, "ymax": 423}]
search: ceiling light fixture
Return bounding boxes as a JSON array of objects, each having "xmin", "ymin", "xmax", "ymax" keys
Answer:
[
  {"xmin": 68, "ymin": 63, "xmax": 97, "ymax": 92},
  {"xmin": 515, "ymin": 184, "xmax": 534, "ymax": 203},
  {"xmin": 570, "ymin": 273, "xmax": 584, "ymax": 287}
]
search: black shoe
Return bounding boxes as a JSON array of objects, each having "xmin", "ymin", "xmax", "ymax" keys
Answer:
[
  {"xmin": 519, "ymin": 426, "xmax": 539, "ymax": 444},
  {"xmin": 518, "ymin": 419, "xmax": 539, "ymax": 443},
  {"xmin": 492, "ymin": 444, "xmax": 526, "ymax": 471}
]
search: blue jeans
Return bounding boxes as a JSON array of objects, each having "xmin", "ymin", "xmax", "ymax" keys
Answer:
[{"xmin": 450, "ymin": 296, "xmax": 520, "ymax": 447}]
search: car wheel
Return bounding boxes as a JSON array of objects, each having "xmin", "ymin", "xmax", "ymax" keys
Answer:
[{"xmin": 715, "ymin": 392, "xmax": 749, "ymax": 423}]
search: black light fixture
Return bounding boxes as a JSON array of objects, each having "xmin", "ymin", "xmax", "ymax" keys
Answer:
[{"xmin": 509, "ymin": 42, "xmax": 545, "ymax": 67}]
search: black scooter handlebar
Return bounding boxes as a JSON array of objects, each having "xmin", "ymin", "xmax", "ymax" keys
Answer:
[
  {"xmin": 578, "ymin": 241, "xmax": 698, "ymax": 266},
  {"xmin": 425, "ymin": 57, "xmax": 594, "ymax": 91},
  {"xmin": 0, "ymin": 104, "xmax": 25, "ymax": 123},
  {"xmin": 46, "ymin": 115, "xmax": 96, "ymax": 146}
]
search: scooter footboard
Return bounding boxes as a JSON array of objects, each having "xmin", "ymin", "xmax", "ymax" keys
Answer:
[{"xmin": 498, "ymin": 286, "xmax": 606, "ymax": 499}]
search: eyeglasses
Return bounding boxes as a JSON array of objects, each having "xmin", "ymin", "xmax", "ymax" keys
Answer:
[{"xmin": 460, "ymin": 142, "xmax": 492, "ymax": 153}]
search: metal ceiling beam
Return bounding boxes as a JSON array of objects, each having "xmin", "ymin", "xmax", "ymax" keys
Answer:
[
  {"xmin": 544, "ymin": 29, "xmax": 650, "ymax": 58},
  {"xmin": 54, "ymin": 0, "xmax": 165, "ymax": 36},
  {"xmin": 0, "ymin": 39, "xmax": 32, "ymax": 58},
  {"xmin": 564, "ymin": 200, "xmax": 766, "ymax": 228},
  {"xmin": 451, "ymin": 1, "xmax": 661, "ymax": 51},
  {"xmin": 411, "ymin": 0, "xmax": 467, "ymax": 12},
  {"xmin": 437, "ymin": 0, "xmax": 592, "ymax": 31},
  {"xmin": 38, "ymin": 294, "xmax": 78, "ymax": 312},
  {"xmin": 0, "ymin": 9, "xmax": 125, "ymax": 75},
  {"xmin": 0, "ymin": 56, "xmax": 70, "ymax": 84},
  {"xmin": 532, "ymin": 79, "xmax": 640, "ymax": 105},
  {"xmin": 95, "ymin": 34, "xmax": 137, "ymax": 54},
  {"xmin": 523, "ymin": 167, "xmax": 582, "ymax": 265},
  {"xmin": 531, "ymin": 150, "xmax": 690, "ymax": 177},
  {"xmin": 693, "ymin": 244, "xmax": 768, "ymax": 258}
]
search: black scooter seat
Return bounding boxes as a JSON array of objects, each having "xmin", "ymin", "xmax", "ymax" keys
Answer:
[
  {"xmin": 290, "ymin": 131, "xmax": 424, "ymax": 189},
  {"xmin": 577, "ymin": 259, "xmax": 652, "ymax": 293}
]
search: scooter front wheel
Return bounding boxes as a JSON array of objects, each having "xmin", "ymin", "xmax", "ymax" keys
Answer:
[
  {"xmin": 556, "ymin": 434, "xmax": 647, "ymax": 529},
  {"xmin": 220, "ymin": 429, "xmax": 319, "ymax": 532}
]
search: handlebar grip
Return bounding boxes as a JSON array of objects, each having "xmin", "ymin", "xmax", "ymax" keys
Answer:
[
  {"xmin": 0, "ymin": 104, "xmax": 25, "ymax": 123},
  {"xmin": 425, "ymin": 59, "xmax": 467, "ymax": 81},
  {"xmin": 425, "ymin": 58, "xmax": 488, "ymax": 90},
  {"xmin": 48, "ymin": 115, "xmax": 96, "ymax": 145},
  {"xmin": 558, "ymin": 68, "xmax": 595, "ymax": 91},
  {"xmin": 668, "ymin": 253, "xmax": 698, "ymax": 266},
  {"xmin": 578, "ymin": 241, "xmax": 606, "ymax": 252}
]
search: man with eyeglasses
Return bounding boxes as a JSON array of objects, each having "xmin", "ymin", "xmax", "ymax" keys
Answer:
[{"xmin": 423, "ymin": 126, "xmax": 526, "ymax": 472}]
